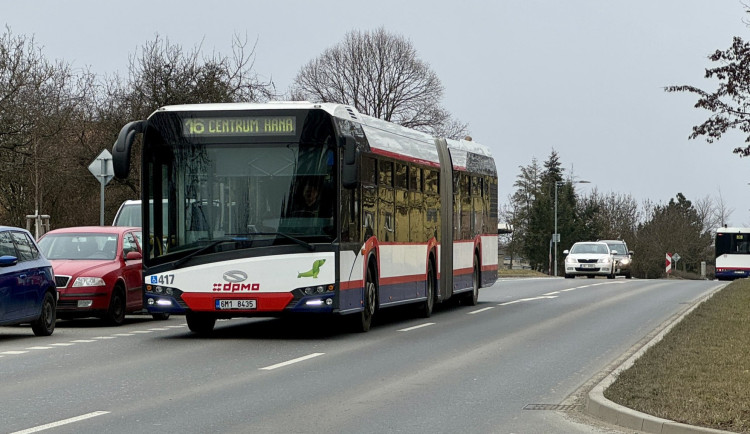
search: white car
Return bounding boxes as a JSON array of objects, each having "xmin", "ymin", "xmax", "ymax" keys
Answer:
[{"xmin": 563, "ymin": 241, "xmax": 615, "ymax": 279}]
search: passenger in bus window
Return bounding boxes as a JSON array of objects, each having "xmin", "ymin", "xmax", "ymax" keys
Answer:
[{"xmin": 293, "ymin": 178, "xmax": 330, "ymax": 217}]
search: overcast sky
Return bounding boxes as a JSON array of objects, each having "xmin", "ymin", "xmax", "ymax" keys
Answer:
[{"xmin": 4, "ymin": 1, "xmax": 750, "ymax": 226}]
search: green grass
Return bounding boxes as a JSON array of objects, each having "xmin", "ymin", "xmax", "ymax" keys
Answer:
[
  {"xmin": 604, "ymin": 279, "xmax": 750, "ymax": 432},
  {"xmin": 497, "ymin": 268, "xmax": 549, "ymax": 278}
]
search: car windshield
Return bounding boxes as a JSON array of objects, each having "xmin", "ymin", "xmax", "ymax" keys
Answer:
[
  {"xmin": 38, "ymin": 234, "xmax": 118, "ymax": 260},
  {"xmin": 570, "ymin": 243, "xmax": 609, "ymax": 254},
  {"xmin": 606, "ymin": 242, "xmax": 626, "ymax": 254}
]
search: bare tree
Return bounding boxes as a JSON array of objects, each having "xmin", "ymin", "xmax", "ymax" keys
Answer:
[
  {"xmin": 122, "ymin": 33, "xmax": 275, "ymax": 120},
  {"xmin": 666, "ymin": 36, "xmax": 750, "ymax": 157},
  {"xmin": 0, "ymin": 27, "xmax": 97, "ymax": 227},
  {"xmin": 290, "ymin": 27, "xmax": 468, "ymax": 139}
]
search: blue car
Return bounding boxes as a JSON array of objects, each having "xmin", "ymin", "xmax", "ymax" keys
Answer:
[{"xmin": 0, "ymin": 226, "xmax": 57, "ymax": 336}]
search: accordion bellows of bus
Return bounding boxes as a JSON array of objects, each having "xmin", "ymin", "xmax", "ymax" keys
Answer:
[{"xmin": 111, "ymin": 101, "xmax": 499, "ymax": 333}]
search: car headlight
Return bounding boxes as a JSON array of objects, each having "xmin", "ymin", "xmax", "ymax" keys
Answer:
[
  {"xmin": 72, "ymin": 277, "xmax": 106, "ymax": 287},
  {"xmin": 598, "ymin": 257, "xmax": 612, "ymax": 264},
  {"xmin": 620, "ymin": 258, "xmax": 631, "ymax": 265}
]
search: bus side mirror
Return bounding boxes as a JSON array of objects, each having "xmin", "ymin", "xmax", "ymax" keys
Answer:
[
  {"xmin": 112, "ymin": 120, "xmax": 145, "ymax": 179},
  {"xmin": 341, "ymin": 135, "xmax": 359, "ymax": 189}
]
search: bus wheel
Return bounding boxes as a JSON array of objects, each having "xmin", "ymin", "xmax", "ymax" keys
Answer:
[
  {"xmin": 356, "ymin": 266, "xmax": 377, "ymax": 332},
  {"xmin": 186, "ymin": 312, "xmax": 216, "ymax": 335},
  {"xmin": 463, "ymin": 255, "xmax": 480, "ymax": 306},
  {"xmin": 419, "ymin": 261, "xmax": 436, "ymax": 317}
]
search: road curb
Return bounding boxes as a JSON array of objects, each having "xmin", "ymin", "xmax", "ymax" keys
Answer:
[{"xmin": 584, "ymin": 283, "xmax": 730, "ymax": 434}]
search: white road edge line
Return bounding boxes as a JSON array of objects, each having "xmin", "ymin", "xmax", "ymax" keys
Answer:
[
  {"xmin": 498, "ymin": 295, "xmax": 558, "ymax": 306},
  {"xmin": 398, "ymin": 322, "xmax": 435, "ymax": 332},
  {"xmin": 10, "ymin": 410, "xmax": 110, "ymax": 434},
  {"xmin": 468, "ymin": 307, "xmax": 494, "ymax": 315},
  {"xmin": 260, "ymin": 353, "xmax": 325, "ymax": 370}
]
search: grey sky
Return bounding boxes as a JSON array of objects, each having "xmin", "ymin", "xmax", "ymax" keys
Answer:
[{"xmin": 4, "ymin": 1, "xmax": 750, "ymax": 226}]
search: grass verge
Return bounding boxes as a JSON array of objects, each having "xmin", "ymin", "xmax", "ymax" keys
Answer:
[
  {"xmin": 604, "ymin": 279, "xmax": 750, "ymax": 432},
  {"xmin": 497, "ymin": 268, "xmax": 549, "ymax": 278}
]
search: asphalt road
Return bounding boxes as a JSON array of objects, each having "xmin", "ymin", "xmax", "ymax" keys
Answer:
[{"xmin": 0, "ymin": 277, "xmax": 721, "ymax": 434}]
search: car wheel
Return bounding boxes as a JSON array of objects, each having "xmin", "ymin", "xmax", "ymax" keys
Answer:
[
  {"xmin": 31, "ymin": 292, "xmax": 56, "ymax": 336},
  {"xmin": 186, "ymin": 312, "xmax": 216, "ymax": 335},
  {"xmin": 152, "ymin": 313, "xmax": 170, "ymax": 320},
  {"xmin": 105, "ymin": 289, "xmax": 126, "ymax": 326},
  {"xmin": 564, "ymin": 274, "xmax": 574, "ymax": 279}
]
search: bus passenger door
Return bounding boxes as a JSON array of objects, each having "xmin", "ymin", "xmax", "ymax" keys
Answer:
[{"xmin": 378, "ymin": 161, "xmax": 394, "ymax": 242}]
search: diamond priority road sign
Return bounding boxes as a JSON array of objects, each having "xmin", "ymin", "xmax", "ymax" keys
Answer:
[{"xmin": 88, "ymin": 149, "xmax": 114, "ymax": 225}]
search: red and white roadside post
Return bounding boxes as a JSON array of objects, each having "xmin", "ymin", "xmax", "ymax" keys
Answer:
[{"xmin": 666, "ymin": 253, "xmax": 672, "ymax": 276}]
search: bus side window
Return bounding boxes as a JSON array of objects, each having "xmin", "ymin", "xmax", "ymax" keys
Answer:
[
  {"xmin": 362, "ymin": 157, "xmax": 377, "ymax": 185},
  {"xmin": 394, "ymin": 163, "xmax": 408, "ymax": 190},
  {"xmin": 379, "ymin": 160, "xmax": 393, "ymax": 187},
  {"xmin": 410, "ymin": 166, "xmax": 422, "ymax": 191}
]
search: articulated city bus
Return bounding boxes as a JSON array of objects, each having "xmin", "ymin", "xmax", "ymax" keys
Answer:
[
  {"xmin": 112, "ymin": 102, "xmax": 498, "ymax": 333},
  {"xmin": 715, "ymin": 227, "xmax": 750, "ymax": 280}
]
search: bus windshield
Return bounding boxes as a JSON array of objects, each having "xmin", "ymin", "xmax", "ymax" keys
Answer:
[
  {"xmin": 143, "ymin": 110, "xmax": 338, "ymax": 263},
  {"xmin": 716, "ymin": 231, "xmax": 750, "ymax": 257}
]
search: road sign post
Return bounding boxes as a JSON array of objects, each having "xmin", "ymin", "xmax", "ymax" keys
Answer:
[
  {"xmin": 88, "ymin": 150, "xmax": 114, "ymax": 226},
  {"xmin": 665, "ymin": 253, "xmax": 672, "ymax": 275}
]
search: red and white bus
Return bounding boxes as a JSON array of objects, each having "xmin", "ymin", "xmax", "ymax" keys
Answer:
[
  {"xmin": 111, "ymin": 102, "xmax": 498, "ymax": 333},
  {"xmin": 715, "ymin": 227, "xmax": 750, "ymax": 280}
]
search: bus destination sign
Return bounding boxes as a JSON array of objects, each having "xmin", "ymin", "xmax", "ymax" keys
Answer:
[{"xmin": 183, "ymin": 116, "xmax": 296, "ymax": 136}]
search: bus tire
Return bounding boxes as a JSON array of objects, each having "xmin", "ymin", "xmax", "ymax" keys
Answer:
[
  {"xmin": 356, "ymin": 263, "xmax": 377, "ymax": 332},
  {"xmin": 186, "ymin": 312, "xmax": 216, "ymax": 335},
  {"xmin": 419, "ymin": 260, "xmax": 436, "ymax": 317},
  {"xmin": 463, "ymin": 254, "xmax": 480, "ymax": 306}
]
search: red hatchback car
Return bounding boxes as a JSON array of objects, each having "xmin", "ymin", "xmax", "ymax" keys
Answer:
[{"xmin": 37, "ymin": 226, "xmax": 165, "ymax": 325}]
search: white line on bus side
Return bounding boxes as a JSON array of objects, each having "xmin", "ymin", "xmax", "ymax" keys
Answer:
[
  {"xmin": 10, "ymin": 411, "xmax": 110, "ymax": 434},
  {"xmin": 259, "ymin": 353, "xmax": 325, "ymax": 370}
]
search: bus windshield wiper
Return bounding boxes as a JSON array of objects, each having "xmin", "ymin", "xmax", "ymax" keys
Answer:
[
  {"xmin": 173, "ymin": 237, "xmax": 248, "ymax": 268},
  {"xmin": 172, "ymin": 233, "xmax": 314, "ymax": 269},
  {"xmin": 252, "ymin": 232, "xmax": 315, "ymax": 251}
]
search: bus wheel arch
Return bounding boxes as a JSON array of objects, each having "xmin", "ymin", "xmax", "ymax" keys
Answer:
[
  {"xmin": 356, "ymin": 254, "xmax": 379, "ymax": 332},
  {"xmin": 419, "ymin": 254, "xmax": 437, "ymax": 317},
  {"xmin": 463, "ymin": 250, "xmax": 480, "ymax": 306}
]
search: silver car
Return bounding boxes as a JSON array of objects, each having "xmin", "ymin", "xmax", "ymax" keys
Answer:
[
  {"xmin": 563, "ymin": 241, "xmax": 615, "ymax": 279},
  {"xmin": 599, "ymin": 239, "xmax": 633, "ymax": 278}
]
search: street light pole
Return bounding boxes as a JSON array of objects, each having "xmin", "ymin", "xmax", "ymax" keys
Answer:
[
  {"xmin": 554, "ymin": 180, "xmax": 590, "ymax": 277},
  {"xmin": 554, "ymin": 181, "xmax": 562, "ymax": 277}
]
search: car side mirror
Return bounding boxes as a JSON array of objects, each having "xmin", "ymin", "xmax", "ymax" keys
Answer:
[
  {"xmin": 563, "ymin": 250, "xmax": 569, "ymax": 255},
  {"xmin": 611, "ymin": 249, "xmax": 619, "ymax": 254},
  {"xmin": 0, "ymin": 255, "xmax": 18, "ymax": 267},
  {"xmin": 125, "ymin": 251, "xmax": 142, "ymax": 261}
]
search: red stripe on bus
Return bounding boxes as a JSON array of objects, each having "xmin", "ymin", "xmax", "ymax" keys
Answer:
[
  {"xmin": 380, "ymin": 273, "xmax": 427, "ymax": 286},
  {"xmin": 340, "ymin": 280, "xmax": 364, "ymax": 290},
  {"xmin": 369, "ymin": 148, "xmax": 442, "ymax": 168},
  {"xmin": 182, "ymin": 292, "xmax": 294, "ymax": 312}
]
